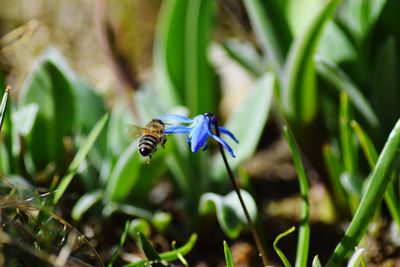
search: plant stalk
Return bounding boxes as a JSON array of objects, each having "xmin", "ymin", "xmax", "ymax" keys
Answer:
[{"xmin": 213, "ymin": 118, "xmax": 268, "ymax": 267}]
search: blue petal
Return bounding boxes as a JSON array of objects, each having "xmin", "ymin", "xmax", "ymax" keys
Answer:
[
  {"xmin": 190, "ymin": 116, "xmax": 209, "ymax": 152},
  {"xmin": 164, "ymin": 125, "xmax": 192, "ymax": 134},
  {"xmin": 158, "ymin": 114, "xmax": 193, "ymax": 123},
  {"xmin": 210, "ymin": 133, "xmax": 236, "ymax": 158},
  {"xmin": 218, "ymin": 126, "xmax": 239, "ymax": 143}
]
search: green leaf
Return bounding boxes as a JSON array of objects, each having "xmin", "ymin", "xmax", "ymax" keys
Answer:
[
  {"xmin": 372, "ymin": 37, "xmax": 400, "ymax": 132},
  {"xmin": 351, "ymin": 120, "xmax": 400, "ymax": 227},
  {"xmin": 347, "ymin": 247, "xmax": 365, "ymax": 267},
  {"xmin": 128, "ymin": 218, "xmax": 151, "ymax": 241},
  {"xmin": 185, "ymin": 0, "xmax": 217, "ymax": 115},
  {"xmin": 123, "ymin": 234, "xmax": 197, "ymax": 267},
  {"xmin": 273, "ymin": 226, "xmax": 295, "ymax": 267},
  {"xmin": 102, "ymin": 202, "xmax": 153, "ymax": 220},
  {"xmin": 242, "ymin": 0, "xmax": 286, "ymax": 74},
  {"xmin": 212, "ymin": 73, "xmax": 274, "ymax": 181},
  {"xmin": 312, "ymin": 255, "xmax": 322, "ymax": 267},
  {"xmin": 223, "ymin": 241, "xmax": 234, "ymax": 267},
  {"xmin": 54, "ymin": 113, "xmax": 109, "ymax": 204},
  {"xmin": 0, "ymin": 86, "xmax": 10, "ymax": 133},
  {"xmin": 323, "ymin": 144, "xmax": 350, "ymax": 218},
  {"xmin": 154, "ymin": 0, "xmax": 188, "ymax": 107},
  {"xmin": 282, "ymin": 0, "xmax": 339, "ymax": 123},
  {"xmin": 12, "ymin": 103, "xmax": 39, "ymax": 137},
  {"xmin": 199, "ymin": 190, "xmax": 257, "ymax": 238},
  {"xmin": 18, "ymin": 48, "xmax": 76, "ymax": 172},
  {"xmin": 105, "ymin": 142, "xmax": 141, "ymax": 202},
  {"xmin": 283, "ymin": 127, "xmax": 310, "ymax": 267},
  {"xmin": 154, "ymin": 0, "xmax": 217, "ymax": 114},
  {"xmin": 315, "ymin": 56, "xmax": 379, "ymax": 129},
  {"xmin": 108, "ymin": 221, "xmax": 130, "ymax": 267},
  {"xmin": 71, "ymin": 190, "xmax": 103, "ymax": 221},
  {"xmin": 326, "ymin": 117, "xmax": 400, "ymax": 266},
  {"xmin": 151, "ymin": 211, "xmax": 172, "ymax": 233},
  {"xmin": 138, "ymin": 232, "xmax": 166, "ymax": 267},
  {"xmin": 339, "ymin": 0, "xmax": 388, "ymax": 43},
  {"xmin": 317, "ymin": 22, "xmax": 357, "ymax": 64},
  {"xmin": 222, "ymin": 39, "xmax": 265, "ymax": 77}
]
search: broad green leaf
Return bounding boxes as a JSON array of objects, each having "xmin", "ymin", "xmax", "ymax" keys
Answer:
[
  {"xmin": 105, "ymin": 142, "xmax": 141, "ymax": 202},
  {"xmin": 154, "ymin": 0, "xmax": 188, "ymax": 107},
  {"xmin": 273, "ymin": 226, "xmax": 295, "ymax": 267},
  {"xmin": 105, "ymin": 140, "xmax": 166, "ymax": 203},
  {"xmin": 317, "ymin": 22, "xmax": 357, "ymax": 64},
  {"xmin": 315, "ymin": 56, "xmax": 379, "ymax": 129},
  {"xmin": 123, "ymin": 234, "xmax": 197, "ymax": 267},
  {"xmin": 71, "ymin": 190, "xmax": 103, "ymax": 221},
  {"xmin": 185, "ymin": 0, "xmax": 217, "ymax": 114},
  {"xmin": 12, "ymin": 103, "xmax": 39, "ymax": 137},
  {"xmin": 223, "ymin": 241, "xmax": 234, "ymax": 267},
  {"xmin": 72, "ymin": 78, "xmax": 107, "ymax": 168},
  {"xmin": 19, "ymin": 48, "xmax": 76, "ymax": 172},
  {"xmin": 54, "ymin": 113, "xmax": 109, "ymax": 204},
  {"xmin": 372, "ymin": 37, "xmax": 400, "ymax": 133},
  {"xmin": 154, "ymin": 0, "xmax": 217, "ymax": 114},
  {"xmin": 212, "ymin": 73, "xmax": 274, "ymax": 181},
  {"xmin": 285, "ymin": 0, "xmax": 321, "ymax": 36},
  {"xmin": 199, "ymin": 190, "xmax": 257, "ymax": 238},
  {"xmin": 339, "ymin": 0, "xmax": 388, "ymax": 43},
  {"xmin": 283, "ymin": 127, "xmax": 310, "ymax": 267},
  {"xmin": 347, "ymin": 247, "xmax": 365, "ymax": 267},
  {"xmin": 242, "ymin": 0, "xmax": 286, "ymax": 74},
  {"xmin": 282, "ymin": 0, "xmax": 339, "ymax": 123},
  {"xmin": 327, "ymin": 117, "xmax": 400, "ymax": 266},
  {"xmin": 222, "ymin": 39, "xmax": 265, "ymax": 77}
]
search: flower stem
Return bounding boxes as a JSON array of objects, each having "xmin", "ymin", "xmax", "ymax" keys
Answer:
[{"xmin": 213, "ymin": 119, "xmax": 268, "ymax": 266}]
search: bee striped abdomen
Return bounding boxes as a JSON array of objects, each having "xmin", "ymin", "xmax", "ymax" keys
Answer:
[{"xmin": 138, "ymin": 134, "xmax": 159, "ymax": 157}]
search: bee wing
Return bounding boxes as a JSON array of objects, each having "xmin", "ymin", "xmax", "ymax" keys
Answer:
[{"xmin": 126, "ymin": 124, "xmax": 145, "ymax": 138}]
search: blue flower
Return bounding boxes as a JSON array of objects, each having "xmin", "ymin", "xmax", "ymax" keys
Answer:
[{"xmin": 158, "ymin": 113, "xmax": 239, "ymax": 157}]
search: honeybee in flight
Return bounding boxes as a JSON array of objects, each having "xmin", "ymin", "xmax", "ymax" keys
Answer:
[{"xmin": 129, "ymin": 119, "xmax": 167, "ymax": 162}]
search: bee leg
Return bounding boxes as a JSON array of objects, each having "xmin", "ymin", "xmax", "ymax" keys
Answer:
[
  {"xmin": 161, "ymin": 136, "xmax": 167, "ymax": 149},
  {"xmin": 146, "ymin": 156, "xmax": 152, "ymax": 164},
  {"xmin": 202, "ymin": 144, "xmax": 208, "ymax": 151}
]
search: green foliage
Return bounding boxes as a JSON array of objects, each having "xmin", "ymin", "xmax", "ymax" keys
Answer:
[
  {"xmin": 283, "ymin": 127, "xmax": 310, "ymax": 267},
  {"xmin": 273, "ymin": 226, "xmax": 296, "ymax": 267},
  {"xmin": 223, "ymin": 241, "xmax": 234, "ymax": 267},
  {"xmin": 18, "ymin": 48, "xmax": 76, "ymax": 174},
  {"xmin": 199, "ymin": 190, "xmax": 257, "ymax": 239},
  {"xmin": 327, "ymin": 117, "xmax": 400, "ymax": 266}
]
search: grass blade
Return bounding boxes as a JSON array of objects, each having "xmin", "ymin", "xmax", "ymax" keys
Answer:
[
  {"xmin": 283, "ymin": 127, "xmax": 310, "ymax": 267},
  {"xmin": 326, "ymin": 117, "xmax": 400, "ymax": 266},
  {"xmin": 351, "ymin": 120, "xmax": 400, "ymax": 226},
  {"xmin": 282, "ymin": 0, "xmax": 339, "ymax": 123},
  {"xmin": 54, "ymin": 113, "xmax": 109, "ymax": 204},
  {"xmin": 315, "ymin": 56, "xmax": 379, "ymax": 129},
  {"xmin": 273, "ymin": 226, "xmax": 295, "ymax": 267},
  {"xmin": 107, "ymin": 221, "xmax": 130, "ymax": 267},
  {"xmin": 123, "ymin": 234, "xmax": 197, "ymax": 267},
  {"xmin": 71, "ymin": 190, "xmax": 103, "ymax": 221},
  {"xmin": 0, "ymin": 85, "xmax": 11, "ymax": 132},
  {"xmin": 242, "ymin": 0, "xmax": 286, "ymax": 75},
  {"xmin": 223, "ymin": 241, "xmax": 234, "ymax": 267}
]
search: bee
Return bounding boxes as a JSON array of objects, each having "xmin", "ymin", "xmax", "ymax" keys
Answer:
[{"xmin": 129, "ymin": 119, "xmax": 167, "ymax": 162}]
